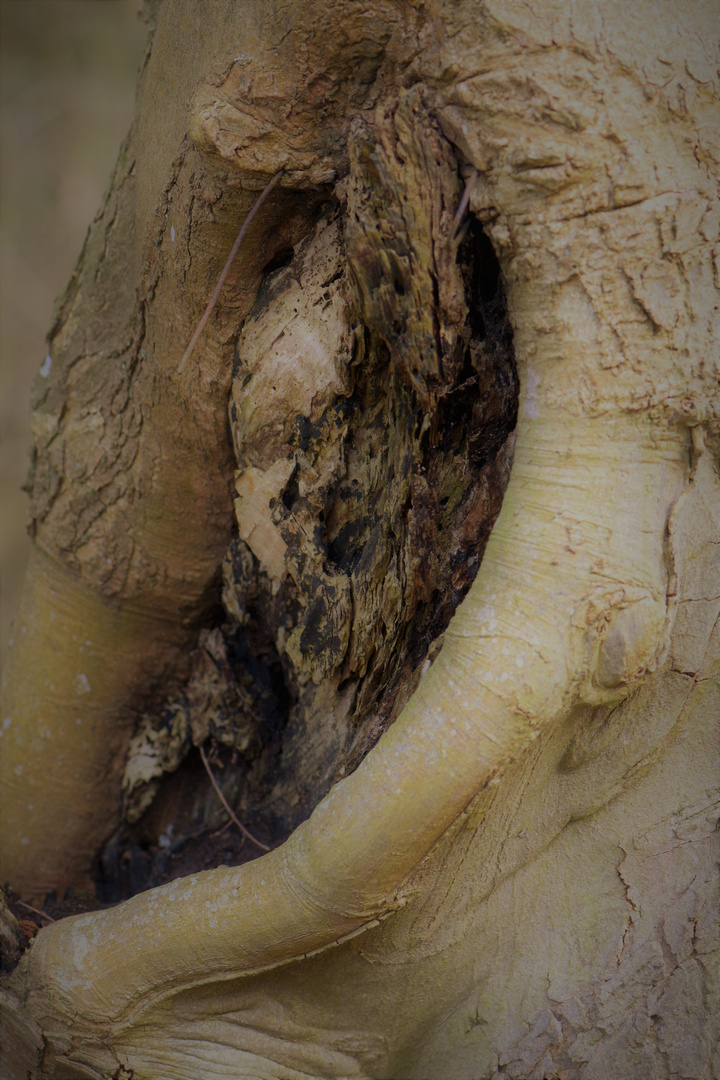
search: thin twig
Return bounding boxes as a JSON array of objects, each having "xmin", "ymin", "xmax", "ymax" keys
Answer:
[
  {"xmin": 211, "ymin": 818, "xmax": 237, "ymax": 840},
  {"xmin": 199, "ymin": 744, "xmax": 270, "ymax": 852},
  {"xmin": 177, "ymin": 170, "xmax": 284, "ymax": 374},
  {"xmin": 17, "ymin": 899, "xmax": 56, "ymax": 923},
  {"xmin": 450, "ymin": 169, "xmax": 479, "ymax": 240}
]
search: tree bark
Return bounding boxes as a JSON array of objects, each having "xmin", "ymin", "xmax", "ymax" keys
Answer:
[{"xmin": 1, "ymin": 1, "xmax": 718, "ymax": 1077}]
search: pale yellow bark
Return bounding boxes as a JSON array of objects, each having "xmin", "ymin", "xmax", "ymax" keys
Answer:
[
  {"xmin": 1, "ymin": 0, "xmax": 718, "ymax": 1077},
  {"xmin": 0, "ymin": 549, "xmax": 190, "ymax": 900}
]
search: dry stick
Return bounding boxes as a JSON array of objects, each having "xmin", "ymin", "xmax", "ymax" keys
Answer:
[
  {"xmin": 177, "ymin": 170, "xmax": 284, "ymax": 374},
  {"xmin": 181, "ymin": 174, "xmax": 285, "ymax": 842},
  {"xmin": 17, "ymin": 899, "xmax": 56, "ymax": 923},
  {"xmin": 199, "ymin": 744, "xmax": 270, "ymax": 852},
  {"xmin": 211, "ymin": 817, "xmax": 237, "ymax": 840},
  {"xmin": 450, "ymin": 170, "xmax": 478, "ymax": 240}
]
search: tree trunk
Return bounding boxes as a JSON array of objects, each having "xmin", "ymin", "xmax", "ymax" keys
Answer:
[{"xmin": 1, "ymin": 1, "xmax": 718, "ymax": 1077}]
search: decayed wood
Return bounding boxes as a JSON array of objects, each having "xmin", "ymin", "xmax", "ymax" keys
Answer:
[{"xmin": 118, "ymin": 90, "xmax": 518, "ymax": 858}]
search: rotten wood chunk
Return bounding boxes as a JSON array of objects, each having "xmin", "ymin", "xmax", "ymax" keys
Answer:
[
  {"xmin": 345, "ymin": 86, "xmax": 468, "ymax": 408},
  {"xmin": 118, "ymin": 92, "xmax": 518, "ymax": 890}
]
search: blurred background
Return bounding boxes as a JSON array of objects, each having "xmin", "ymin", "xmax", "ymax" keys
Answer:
[{"xmin": 1, "ymin": 0, "xmax": 148, "ymax": 664}]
